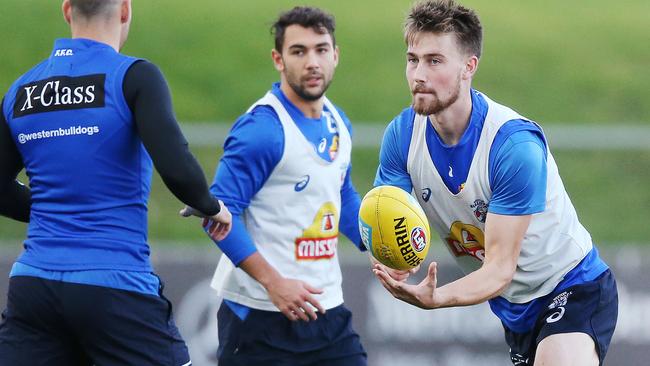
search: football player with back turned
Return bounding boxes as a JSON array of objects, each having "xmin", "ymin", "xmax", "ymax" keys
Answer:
[{"xmin": 0, "ymin": 1, "xmax": 231, "ymax": 365}]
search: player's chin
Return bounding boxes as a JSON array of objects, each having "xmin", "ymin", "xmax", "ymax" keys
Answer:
[
  {"xmin": 302, "ymin": 88, "xmax": 326, "ymax": 101},
  {"xmin": 412, "ymin": 99, "xmax": 437, "ymax": 115}
]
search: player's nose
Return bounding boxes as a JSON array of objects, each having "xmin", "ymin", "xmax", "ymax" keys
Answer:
[
  {"xmin": 305, "ymin": 50, "xmax": 321, "ymax": 69},
  {"xmin": 411, "ymin": 60, "xmax": 430, "ymax": 84}
]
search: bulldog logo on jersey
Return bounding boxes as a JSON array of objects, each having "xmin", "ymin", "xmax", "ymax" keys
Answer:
[
  {"xmin": 445, "ymin": 221, "xmax": 485, "ymax": 261},
  {"xmin": 295, "ymin": 202, "xmax": 338, "ymax": 260},
  {"xmin": 470, "ymin": 199, "xmax": 488, "ymax": 223}
]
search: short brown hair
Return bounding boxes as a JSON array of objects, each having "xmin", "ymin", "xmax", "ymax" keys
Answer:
[
  {"xmin": 405, "ymin": 0, "xmax": 482, "ymax": 58},
  {"xmin": 70, "ymin": 0, "xmax": 119, "ymax": 19},
  {"xmin": 271, "ymin": 6, "xmax": 336, "ymax": 53}
]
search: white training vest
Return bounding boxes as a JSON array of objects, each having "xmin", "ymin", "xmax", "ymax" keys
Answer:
[
  {"xmin": 407, "ymin": 93, "xmax": 593, "ymax": 303},
  {"xmin": 211, "ymin": 92, "xmax": 352, "ymax": 311}
]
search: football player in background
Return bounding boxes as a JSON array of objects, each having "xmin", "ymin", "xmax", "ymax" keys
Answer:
[{"xmin": 198, "ymin": 6, "xmax": 367, "ymax": 366}]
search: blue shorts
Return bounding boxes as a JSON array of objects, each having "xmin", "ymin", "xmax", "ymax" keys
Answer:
[
  {"xmin": 0, "ymin": 276, "xmax": 191, "ymax": 366},
  {"xmin": 504, "ymin": 269, "xmax": 618, "ymax": 365},
  {"xmin": 217, "ymin": 303, "xmax": 367, "ymax": 366}
]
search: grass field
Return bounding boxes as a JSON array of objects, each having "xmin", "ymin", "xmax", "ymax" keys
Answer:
[{"xmin": 1, "ymin": 0, "xmax": 649, "ymax": 124}]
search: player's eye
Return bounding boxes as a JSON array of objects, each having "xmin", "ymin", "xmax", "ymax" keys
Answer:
[{"xmin": 407, "ymin": 57, "xmax": 418, "ymax": 64}]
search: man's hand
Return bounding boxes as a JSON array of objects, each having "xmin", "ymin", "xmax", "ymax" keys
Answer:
[
  {"xmin": 373, "ymin": 261, "xmax": 439, "ymax": 309},
  {"xmin": 237, "ymin": 252, "xmax": 326, "ymax": 322},
  {"xmin": 369, "ymin": 254, "xmax": 420, "ymax": 282},
  {"xmin": 265, "ymin": 277, "xmax": 326, "ymax": 322},
  {"xmin": 179, "ymin": 200, "xmax": 232, "ymax": 241}
]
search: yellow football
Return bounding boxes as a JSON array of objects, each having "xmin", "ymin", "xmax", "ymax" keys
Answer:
[{"xmin": 358, "ymin": 185, "xmax": 431, "ymax": 270}]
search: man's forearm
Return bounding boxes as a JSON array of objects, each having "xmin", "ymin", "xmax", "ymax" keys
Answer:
[
  {"xmin": 434, "ymin": 262, "xmax": 513, "ymax": 308},
  {"xmin": 238, "ymin": 252, "xmax": 283, "ymax": 289}
]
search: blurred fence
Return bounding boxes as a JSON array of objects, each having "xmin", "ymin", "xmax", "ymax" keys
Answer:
[
  {"xmin": 181, "ymin": 122, "xmax": 650, "ymax": 150},
  {"xmin": 0, "ymin": 244, "xmax": 648, "ymax": 366}
]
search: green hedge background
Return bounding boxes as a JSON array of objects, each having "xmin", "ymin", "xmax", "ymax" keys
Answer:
[{"xmin": 1, "ymin": 0, "xmax": 648, "ymax": 246}]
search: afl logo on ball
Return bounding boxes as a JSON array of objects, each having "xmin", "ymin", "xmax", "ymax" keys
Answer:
[{"xmin": 410, "ymin": 227, "xmax": 427, "ymax": 252}]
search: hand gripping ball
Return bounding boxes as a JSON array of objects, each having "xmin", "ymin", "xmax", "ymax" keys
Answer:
[{"xmin": 358, "ymin": 185, "xmax": 430, "ymax": 270}]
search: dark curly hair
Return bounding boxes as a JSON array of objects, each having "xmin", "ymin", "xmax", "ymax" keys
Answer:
[{"xmin": 271, "ymin": 6, "xmax": 336, "ymax": 53}]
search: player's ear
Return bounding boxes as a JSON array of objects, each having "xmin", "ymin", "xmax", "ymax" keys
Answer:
[
  {"xmin": 462, "ymin": 55, "xmax": 479, "ymax": 80},
  {"xmin": 120, "ymin": 0, "xmax": 131, "ymax": 24},
  {"xmin": 333, "ymin": 45, "xmax": 340, "ymax": 68},
  {"xmin": 272, "ymin": 49, "xmax": 284, "ymax": 72},
  {"xmin": 62, "ymin": 0, "xmax": 72, "ymax": 25}
]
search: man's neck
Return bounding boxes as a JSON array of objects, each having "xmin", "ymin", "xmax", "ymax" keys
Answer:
[
  {"xmin": 279, "ymin": 82, "xmax": 324, "ymax": 119},
  {"xmin": 429, "ymin": 91, "xmax": 473, "ymax": 146},
  {"xmin": 70, "ymin": 21, "xmax": 121, "ymax": 52}
]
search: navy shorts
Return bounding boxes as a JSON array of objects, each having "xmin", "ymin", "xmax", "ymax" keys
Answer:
[
  {"xmin": 217, "ymin": 303, "xmax": 367, "ymax": 366},
  {"xmin": 504, "ymin": 269, "xmax": 618, "ymax": 366},
  {"xmin": 0, "ymin": 276, "xmax": 191, "ymax": 366}
]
